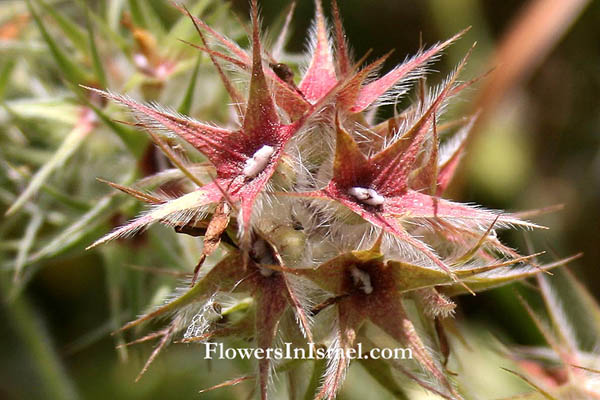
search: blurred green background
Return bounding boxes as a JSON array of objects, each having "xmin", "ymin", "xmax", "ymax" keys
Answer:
[{"xmin": 0, "ymin": 0, "xmax": 598, "ymax": 399}]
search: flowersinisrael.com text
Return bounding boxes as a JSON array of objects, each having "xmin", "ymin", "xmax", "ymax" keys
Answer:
[{"xmin": 203, "ymin": 342, "xmax": 412, "ymax": 361}]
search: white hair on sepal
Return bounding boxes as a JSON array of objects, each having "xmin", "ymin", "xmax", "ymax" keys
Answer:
[
  {"xmin": 470, "ymin": 264, "xmax": 534, "ymax": 282},
  {"xmin": 223, "ymin": 60, "xmax": 250, "ymax": 89},
  {"xmin": 449, "ymin": 252, "xmax": 539, "ymax": 277},
  {"xmin": 537, "ymin": 274, "xmax": 579, "ymax": 352},
  {"xmin": 158, "ymin": 204, "xmax": 212, "ymax": 230},
  {"xmin": 289, "ymin": 124, "xmax": 335, "ymax": 193},
  {"xmin": 316, "ymin": 319, "xmax": 351, "ymax": 400},
  {"xmin": 293, "ymin": 120, "xmax": 337, "ymax": 171},
  {"xmin": 260, "ymin": 189, "xmax": 277, "ymax": 217},
  {"xmin": 87, "ymin": 193, "xmax": 214, "ymax": 249},
  {"xmin": 349, "ymin": 121, "xmax": 380, "ymax": 147},
  {"xmin": 377, "ymin": 34, "xmax": 467, "ymax": 114},
  {"xmin": 284, "ymin": 274, "xmax": 319, "ymax": 336},
  {"xmin": 233, "ymin": 190, "xmax": 297, "ymax": 244},
  {"xmin": 381, "ymin": 73, "xmax": 460, "ymax": 151},
  {"xmin": 363, "ymin": 106, "xmax": 379, "ymax": 126},
  {"xmin": 321, "ymin": 210, "xmax": 438, "ymax": 268},
  {"xmin": 298, "ymin": 11, "xmax": 335, "ymax": 83},
  {"xmin": 395, "ymin": 196, "xmax": 542, "ymax": 233},
  {"xmin": 369, "ymin": 51, "xmax": 438, "ymax": 111},
  {"xmin": 108, "ymin": 90, "xmax": 222, "ymax": 140},
  {"xmin": 200, "ymin": 23, "xmax": 248, "ymax": 62},
  {"xmin": 367, "ymin": 226, "xmax": 441, "ymax": 269},
  {"xmin": 399, "ymin": 299, "xmax": 454, "ymax": 395},
  {"xmin": 126, "ymin": 284, "xmax": 214, "ymax": 339},
  {"xmin": 289, "ymin": 198, "xmax": 322, "ymax": 232},
  {"xmin": 351, "ymin": 120, "xmax": 384, "ymax": 153},
  {"xmin": 271, "ymin": 144, "xmax": 313, "ymax": 193},
  {"xmin": 414, "ymin": 288, "xmax": 456, "ymax": 318},
  {"xmin": 382, "ymin": 232, "xmax": 443, "ymax": 268},
  {"xmin": 236, "ymin": 194, "xmax": 264, "ymax": 240},
  {"xmin": 135, "ymin": 165, "xmax": 216, "ymax": 189},
  {"xmin": 413, "ymin": 223, "xmax": 514, "ymax": 263},
  {"xmin": 312, "ymin": 155, "xmax": 334, "ymax": 190},
  {"xmin": 438, "ymin": 113, "xmax": 477, "ymax": 165}
]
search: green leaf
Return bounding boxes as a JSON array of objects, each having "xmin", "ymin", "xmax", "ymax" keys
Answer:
[
  {"xmin": 117, "ymin": 252, "xmax": 243, "ymax": 332},
  {"xmin": 138, "ymin": 0, "xmax": 167, "ymax": 38},
  {"xmin": 442, "ymin": 254, "xmax": 582, "ymax": 296},
  {"xmin": 6, "ymin": 116, "xmax": 93, "ymax": 216},
  {"xmin": 2, "ymin": 145, "xmax": 53, "ymax": 167},
  {"xmin": 85, "ymin": 11, "xmax": 108, "ymax": 88},
  {"xmin": 101, "ymin": 246, "xmax": 132, "ymax": 362},
  {"xmin": 303, "ymin": 357, "xmax": 327, "ymax": 400},
  {"xmin": 28, "ymin": 195, "xmax": 115, "ymax": 263},
  {"xmin": 127, "ymin": 0, "xmax": 146, "ymax": 28},
  {"xmin": 4, "ymin": 98, "xmax": 81, "ymax": 125},
  {"xmin": 36, "ymin": 0, "xmax": 89, "ymax": 54},
  {"xmin": 73, "ymin": 0, "xmax": 129, "ymax": 54},
  {"xmin": 177, "ymin": 55, "xmax": 201, "ymax": 115},
  {"xmin": 26, "ymin": 0, "xmax": 90, "ymax": 87},
  {"xmin": 165, "ymin": 0, "xmax": 211, "ymax": 44},
  {"xmin": 501, "ymin": 368, "xmax": 557, "ymax": 400},
  {"xmin": 0, "ymin": 60, "xmax": 16, "ymax": 101},
  {"xmin": 357, "ymin": 357, "xmax": 410, "ymax": 399},
  {"xmin": 547, "ymin": 268, "xmax": 600, "ymax": 344},
  {"xmin": 6, "ymin": 162, "xmax": 91, "ymax": 211},
  {"xmin": 13, "ymin": 211, "xmax": 44, "ymax": 281}
]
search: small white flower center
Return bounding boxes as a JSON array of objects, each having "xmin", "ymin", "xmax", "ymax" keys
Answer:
[
  {"xmin": 350, "ymin": 266, "xmax": 373, "ymax": 294},
  {"xmin": 243, "ymin": 145, "xmax": 275, "ymax": 178},
  {"xmin": 348, "ymin": 187, "xmax": 385, "ymax": 206}
]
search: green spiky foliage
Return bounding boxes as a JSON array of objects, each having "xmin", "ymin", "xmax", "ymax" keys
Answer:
[
  {"xmin": 500, "ymin": 269, "xmax": 600, "ymax": 399},
  {"xmin": 0, "ymin": 1, "xmax": 586, "ymax": 399}
]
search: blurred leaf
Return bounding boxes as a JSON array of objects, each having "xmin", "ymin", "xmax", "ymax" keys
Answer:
[
  {"xmin": 165, "ymin": 0, "xmax": 211, "ymax": 45},
  {"xmin": 563, "ymin": 269, "xmax": 600, "ymax": 337},
  {"xmin": 85, "ymin": 11, "xmax": 108, "ymax": 88},
  {"xmin": 138, "ymin": 0, "xmax": 166, "ymax": 38},
  {"xmin": 303, "ymin": 358, "xmax": 327, "ymax": 400},
  {"xmin": 0, "ymin": 60, "xmax": 15, "ymax": 100},
  {"xmin": 101, "ymin": 246, "xmax": 131, "ymax": 362},
  {"xmin": 442, "ymin": 254, "xmax": 582, "ymax": 296},
  {"xmin": 63, "ymin": 310, "xmax": 128, "ymax": 356},
  {"xmin": 357, "ymin": 355, "xmax": 409, "ymax": 399},
  {"xmin": 6, "ymin": 112, "xmax": 93, "ymax": 216},
  {"xmin": 0, "ymin": 273, "xmax": 80, "ymax": 400},
  {"xmin": 4, "ymin": 99, "xmax": 81, "ymax": 125},
  {"xmin": 36, "ymin": 0, "xmax": 88, "ymax": 54},
  {"xmin": 546, "ymin": 269, "xmax": 600, "ymax": 344},
  {"xmin": 73, "ymin": 0, "xmax": 129, "ymax": 54},
  {"xmin": 177, "ymin": 54, "xmax": 201, "ymax": 115},
  {"xmin": 127, "ymin": 0, "xmax": 146, "ymax": 29},
  {"xmin": 501, "ymin": 368, "xmax": 557, "ymax": 400},
  {"xmin": 13, "ymin": 211, "xmax": 44, "ymax": 281},
  {"xmin": 467, "ymin": 0, "xmax": 591, "ymax": 147},
  {"xmin": 26, "ymin": 0, "xmax": 91, "ymax": 88},
  {"xmin": 28, "ymin": 195, "xmax": 115, "ymax": 263}
]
